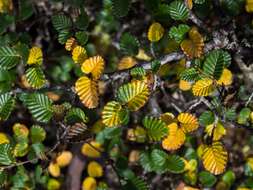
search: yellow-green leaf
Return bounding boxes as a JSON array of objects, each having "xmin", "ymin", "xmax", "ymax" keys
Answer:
[
  {"xmin": 192, "ymin": 78, "xmax": 214, "ymax": 97},
  {"xmin": 117, "ymin": 80, "xmax": 149, "ymax": 111},
  {"xmin": 102, "ymin": 101, "xmax": 128, "ymax": 127}
]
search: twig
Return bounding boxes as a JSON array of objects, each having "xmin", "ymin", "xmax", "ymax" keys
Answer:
[
  {"xmin": 186, "ymin": 98, "xmax": 204, "ymax": 112},
  {"xmin": 246, "ymin": 91, "xmax": 253, "ymax": 107}
]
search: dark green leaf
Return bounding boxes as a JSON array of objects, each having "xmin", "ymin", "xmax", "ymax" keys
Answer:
[
  {"xmin": 142, "ymin": 116, "xmax": 168, "ymax": 141},
  {"xmin": 199, "ymin": 171, "xmax": 217, "ymax": 187},
  {"xmin": 169, "ymin": 1, "xmax": 189, "ymax": 21},
  {"xmin": 20, "ymin": 93, "xmax": 53, "ymax": 123},
  {"xmin": 199, "ymin": 111, "xmax": 215, "ymax": 126},
  {"xmin": 120, "ymin": 33, "xmax": 140, "ymax": 56},
  {"xmin": 112, "ymin": 0, "xmax": 131, "ymax": 18},
  {"xmin": 0, "ymin": 46, "xmax": 20, "ymax": 70},
  {"xmin": 0, "ymin": 93, "xmax": 15, "ymax": 121},
  {"xmin": 0, "ymin": 144, "xmax": 15, "ymax": 166},
  {"xmin": 25, "ymin": 66, "xmax": 46, "ymax": 89}
]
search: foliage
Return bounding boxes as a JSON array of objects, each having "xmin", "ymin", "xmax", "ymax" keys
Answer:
[{"xmin": 0, "ymin": 0, "xmax": 253, "ymax": 189}]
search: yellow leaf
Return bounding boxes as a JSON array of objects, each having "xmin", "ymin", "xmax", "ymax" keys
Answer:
[
  {"xmin": 81, "ymin": 141, "xmax": 103, "ymax": 158},
  {"xmin": 82, "ymin": 177, "xmax": 97, "ymax": 190},
  {"xmin": 217, "ymin": 68, "xmax": 233, "ymax": 86},
  {"xmin": 148, "ymin": 22, "xmax": 164, "ymax": 42},
  {"xmin": 246, "ymin": 0, "xmax": 253, "ymax": 12},
  {"xmin": 27, "ymin": 46, "xmax": 43, "ymax": 65},
  {"xmin": 129, "ymin": 150, "xmax": 140, "ymax": 163},
  {"xmin": 251, "ymin": 112, "xmax": 253, "ymax": 123},
  {"xmin": 135, "ymin": 49, "xmax": 152, "ymax": 61},
  {"xmin": 202, "ymin": 142, "xmax": 228, "ymax": 175},
  {"xmin": 184, "ymin": 159, "xmax": 197, "ymax": 172},
  {"xmin": 205, "ymin": 122, "xmax": 226, "ymax": 141},
  {"xmin": 181, "ymin": 27, "xmax": 204, "ymax": 58},
  {"xmin": 0, "ymin": 0, "xmax": 12, "ymax": 13},
  {"xmin": 127, "ymin": 126, "xmax": 146, "ymax": 143},
  {"xmin": 247, "ymin": 157, "xmax": 253, "ymax": 170},
  {"xmin": 160, "ymin": 112, "xmax": 175, "ymax": 125},
  {"xmin": 48, "ymin": 162, "xmax": 61, "ymax": 177},
  {"xmin": 13, "ymin": 123, "xmax": 29, "ymax": 139},
  {"xmin": 72, "ymin": 46, "xmax": 87, "ymax": 64},
  {"xmin": 184, "ymin": 187, "xmax": 200, "ymax": 190},
  {"xmin": 186, "ymin": 0, "xmax": 193, "ymax": 9},
  {"xmin": 162, "ymin": 123, "xmax": 186, "ymax": 151},
  {"xmin": 56, "ymin": 151, "xmax": 73, "ymax": 167},
  {"xmin": 179, "ymin": 79, "xmax": 192, "ymax": 91},
  {"xmin": 87, "ymin": 161, "xmax": 103, "ymax": 178},
  {"xmin": 177, "ymin": 113, "xmax": 199, "ymax": 133},
  {"xmin": 75, "ymin": 76, "xmax": 99, "ymax": 109},
  {"xmin": 65, "ymin": 37, "xmax": 77, "ymax": 51},
  {"xmin": 0, "ymin": 133, "xmax": 9, "ymax": 144},
  {"xmin": 117, "ymin": 56, "xmax": 137, "ymax": 70},
  {"xmin": 192, "ymin": 78, "xmax": 214, "ymax": 97},
  {"xmin": 81, "ymin": 55, "xmax": 105, "ymax": 79}
]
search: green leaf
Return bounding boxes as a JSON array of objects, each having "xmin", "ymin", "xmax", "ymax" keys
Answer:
[
  {"xmin": 203, "ymin": 49, "xmax": 225, "ymax": 79},
  {"xmin": 31, "ymin": 143, "xmax": 45, "ymax": 158},
  {"xmin": 151, "ymin": 60, "xmax": 161, "ymax": 73},
  {"xmin": 58, "ymin": 29, "xmax": 72, "ymax": 44},
  {"xmin": 237, "ymin": 107, "xmax": 251, "ymax": 125},
  {"xmin": 130, "ymin": 67, "xmax": 146, "ymax": 78},
  {"xmin": 222, "ymin": 50, "xmax": 231, "ymax": 67},
  {"xmin": 30, "ymin": 125, "xmax": 46, "ymax": 143},
  {"xmin": 120, "ymin": 33, "xmax": 140, "ymax": 56},
  {"xmin": 11, "ymin": 166, "xmax": 30, "ymax": 189},
  {"xmin": 180, "ymin": 68, "xmax": 199, "ymax": 82},
  {"xmin": 199, "ymin": 171, "xmax": 217, "ymax": 187},
  {"xmin": 151, "ymin": 149, "xmax": 168, "ymax": 167},
  {"xmin": 75, "ymin": 31, "xmax": 89, "ymax": 46},
  {"xmin": 25, "ymin": 66, "xmax": 46, "ymax": 89},
  {"xmin": 0, "ymin": 144, "xmax": 15, "ymax": 165},
  {"xmin": 165, "ymin": 155, "xmax": 185, "ymax": 173},
  {"xmin": 225, "ymin": 107, "xmax": 236, "ymax": 121},
  {"xmin": 0, "ymin": 14, "xmax": 15, "ymax": 34},
  {"xmin": 0, "ymin": 93, "xmax": 15, "ymax": 121},
  {"xmin": 154, "ymin": 4, "xmax": 171, "ymax": 23},
  {"xmin": 144, "ymin": 0, "xmax": 159, "ymax": 12},
  {"xmin": 0, "ymin": 170, "xmax": 8, "ymax": 186},
  {"xmin": 220, "ymin": 0, "xmax": 245, "ymax": 16},
  {"xmin": 222, "ymin": 170, "xmax": 235, "ymax": 187},
  {"xmin": 96, "ymin": 127, "xmax": 122, "ymax": 144},
  {"xmin": 123, "ymin": 176, "xmax": 148, "ymax": 190},
  {"xmin": 168, "ymin": 1, "xmax": 189, "ymax": 21},
  {"xmin": 18, "ymin": 0, "xmax": 34, "ymax": 20},
  {"xmin": 199, "ymin": 111, "xmax": 215, "ymax": 126},
  {"xmin": 142, "ymin": 116, "xmax": 168, "ymax": 141},
  {"xmin": 0, "ymin": 46, "xmax": 20, "ymax": 70},
  {"xmin": 65, "ymin": 107, "xmax": 89, "ymax": 124},
  {"xmin": 169, "ymin": 24, "xmax": 190, "ymax": 43},
  {"xmin": 112, "ymin": 0, "xmax": 131, "ymax": 17},
  {"xmin": 139, "ymin": 149, "xmax": 185, "ymax": 174},
  {"xmin": 75, "ymin": 8, "xmax": 89, "ymax": 30},
  {"xmin": 194, "ymin": 0, "xmax": 206, "ymax": 4},
  {"xmin": 139, "ymin": 151, "xmax": 155, "ymax": 172},
  {"xmin": 20, "ymin": 93, "xmax": 53, "ymax": 123},
  {"xmin": 52, "ymin": 14, "xmax": 72, "ymax": 32}
]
